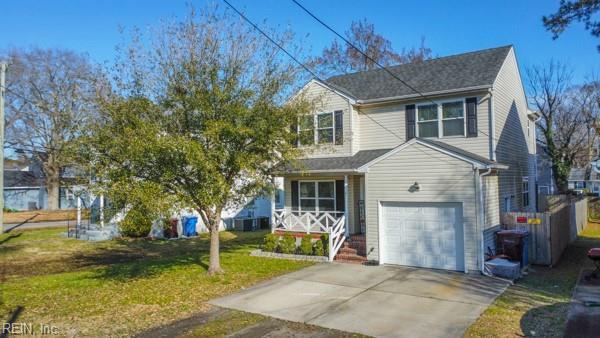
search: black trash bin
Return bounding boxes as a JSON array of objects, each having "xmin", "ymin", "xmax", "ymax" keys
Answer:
[{"xmin": 496, "ymin": 229, "xmax": 529, "ymax": 267}]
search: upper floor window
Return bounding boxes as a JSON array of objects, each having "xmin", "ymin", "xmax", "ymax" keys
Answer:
[
  {"xmin": 442, "ymin": 102, "xmax": 465, "ymax": 136},
  {"xmin": 417, "ymin": 104, "xmax": 438, "ymax": 138},
  {"xmin": 417, "ymin": 100, "xmax": 466, "ymax": 138},
  {"xmin": 298, "ymin": 115, "xmax": 314, "ymax": 146},
  {"xmin": 296, "ymin": 111, "xmax": 343, "ymax": 147},
  {"xmin": 317, "ymin": 112, "xmax": 334, "ymax": 144}
]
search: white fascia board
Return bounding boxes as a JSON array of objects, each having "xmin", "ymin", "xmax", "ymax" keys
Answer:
[
  {"xmin": 287, "ymin": 78, "xmax": 357, "ymax": 104},
  {"xmin": 274, "ymin": 169, "xmax": 359, "ymax": 175},
  {"xmin": 355, "ymin": 85, "xmax": 492, "ymax": 106}
]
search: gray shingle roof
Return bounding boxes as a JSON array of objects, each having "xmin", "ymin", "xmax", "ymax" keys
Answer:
[
  {"xmin": 4, "ymin": 171, "xmax": 43, "ymax": 188},
  {"xmin": 279, "ymin": 148, "xmax": 392, "ymax": 173},
  {"xmin": 326, "ymin": 46, "xmax": 512, "ymax": 101},
  {"xmin": 279, "ymin": 137, "xmax": 506, "ymax": 173}
]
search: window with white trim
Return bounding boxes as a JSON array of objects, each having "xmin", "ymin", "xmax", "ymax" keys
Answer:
[
  {"xmin": 417, "ymin": 100, "xmax": 466, "ymax": 138},
  {"xmin": 441, "ymin": 101, "xmax": 465, "ymax": 136},
  {"xmin": 522, "ymin": 177, "xmax": 530, "ymax": 207},
  {"xmin": 299, "ymin": 181, "xmax": 335, "ymax": 212},
  {"xmin": 297, "ymin": 112, "xmax": 340, "ymax": 146},
  {"xmin": 298, "ymin": 115, "xmax": 314, "ymax": 146},
  {"xmin": 317, "ymin": 112, "xmax": 334, "ymax": 144},
  {"xmin": 417, "ymin": 104, "xmax": 438, "ymax": 138}
]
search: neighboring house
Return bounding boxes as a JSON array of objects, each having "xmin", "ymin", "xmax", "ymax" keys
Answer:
[
  {"xmin": 4, "ymin": 170, "xmax": 46, "ymax": 210},
  {"xmin": 3, "ymin": 160, "xmax": 80, "ymax": 211},
  {"xmin": 273, "ymin": 45, "xmax": 536, "ymax": 273},
  {"xmin": 568, "ymin": 165, "xmax": 600, "ymax": 195},
  {"xmin": 568, "ymin": 168, "xmax": 588, "ymax": 191}
]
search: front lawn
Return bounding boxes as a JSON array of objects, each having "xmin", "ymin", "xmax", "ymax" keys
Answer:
[
  {"xmin": 0, "ymin": 228, "xmax": 312, "ymax": 336},
  {"xmin": 464, "ymin": 222, "xmax": 600, "ymax": 337}
]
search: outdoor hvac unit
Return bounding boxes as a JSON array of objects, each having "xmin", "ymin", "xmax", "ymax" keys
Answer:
[{"xmin": 233, "ymin": 217, "xmax": 270, "ymax": 231}]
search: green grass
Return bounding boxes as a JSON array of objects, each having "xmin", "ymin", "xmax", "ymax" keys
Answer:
[
  {"xmin": 0, "ymin": 228, "xmax": 312, "ymax": 337},
  {"xmin": 464, "ymin": 223, "xmax": 600, "ymax": 337}
]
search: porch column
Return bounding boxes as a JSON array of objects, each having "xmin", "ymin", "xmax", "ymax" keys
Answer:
[
  {"xmin": 344, "ymin": 175, "xmax": 349, "ymax": 238},
  {"xmin": 99, "ymin": 194, "xmax": 105, "ymax": 228},
  {"xmin": 270, "ymin": 188, "xmax": 276, "ymax": 233},
  {"xmin": 76, "ymin": 196, "xmax": 82, "ymax": 228}
]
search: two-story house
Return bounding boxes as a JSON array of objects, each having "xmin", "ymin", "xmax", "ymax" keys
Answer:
[{"xmin": 272, "ymin": 45, "xmax": 536, "ymax": 274}]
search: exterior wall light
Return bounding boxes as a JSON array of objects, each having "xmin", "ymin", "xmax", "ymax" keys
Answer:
[{"xmin": 410, "ymin": 182, "xmax": 420, "ymax": 192}]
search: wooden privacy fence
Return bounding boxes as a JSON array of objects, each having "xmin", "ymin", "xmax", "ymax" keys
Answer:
[{"xmin": 501, "ymin": 198, "xmax": 588, "ymax": 266}]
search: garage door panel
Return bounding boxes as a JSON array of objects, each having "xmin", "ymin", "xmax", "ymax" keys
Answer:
[{"xmin": 381, "ymin": 202, "xmax": 465, "ymax": 271}]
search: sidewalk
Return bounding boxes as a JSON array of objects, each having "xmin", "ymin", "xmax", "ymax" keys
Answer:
[{"xmin": 564, "ymin": 269, "xmax": 600, "ymax": 338}]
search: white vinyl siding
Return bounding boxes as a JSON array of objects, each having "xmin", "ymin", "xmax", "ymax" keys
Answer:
[
  {"xmin": 296, "ymin": 81, "xmax": 352, "ymax": 157},
  {"xmin": 365, "ymin": 143, "xmax": 479, "ymax": 271},
  {"xmin": 483, "ymin": 174, "xmax": 500, "ymax": 228},
  {"xmin": 358, "ymin": 93, "xmax": 490, "ymax": 158},
  {"xmin": 492, "ymin": 48, "xmax": 531, "ymax": 211}
]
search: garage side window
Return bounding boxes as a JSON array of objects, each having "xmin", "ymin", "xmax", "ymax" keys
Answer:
[{"xmin": 522, "ymin": 177, "xmax": 529, "ymax": 208}]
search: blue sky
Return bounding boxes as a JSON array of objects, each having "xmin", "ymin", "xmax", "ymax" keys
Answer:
[{"xmin": 2, "ymin": 0, "xmax": 599, "ymax": 84}]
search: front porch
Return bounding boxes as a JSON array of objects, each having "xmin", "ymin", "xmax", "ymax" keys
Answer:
[{"xmin": 271, "ymin": 173, "xmax": 366, "ymax": 262}]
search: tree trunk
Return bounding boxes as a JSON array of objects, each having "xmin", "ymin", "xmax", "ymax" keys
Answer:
[
  {"xmin": 45, "ymin": 168, "xmax": 60, "ymax": 210},
  {"xmin": 207, "ymin": 208, "xmax": 224, "ymax": 275},
  {"xmin": 553, "ymin": 163, "xmax": 570, "ymax": 194}
]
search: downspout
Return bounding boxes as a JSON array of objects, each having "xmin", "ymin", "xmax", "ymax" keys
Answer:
[
  {"xmin": 348, "ymin": 99, "xmax": 354, "ymax": 155},
  {"xmin": 477, "ymin": 168, "xmax": 493, "ymax": 275},
  {"xmin": 488, "ymin": 89, "xmax": 496, "ymax": 162}
]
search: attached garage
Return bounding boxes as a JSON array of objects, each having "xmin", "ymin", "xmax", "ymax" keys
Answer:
[
  {"xmin": 380, "ymin": 202, "xmax": 465, "ymax": 271},
  {"xmin": 361, "ymin": 138, "xmax": 507, "ymax": 272}
]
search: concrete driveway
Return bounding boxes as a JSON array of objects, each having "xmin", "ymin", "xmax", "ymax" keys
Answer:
[{"xmin": 210, "ymin": 263, "xmax": 508, "ymax": 338}]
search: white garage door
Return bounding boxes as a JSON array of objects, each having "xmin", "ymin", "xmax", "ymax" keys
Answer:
[{"xmin": 381, "ymin": 202, "xmax": 465, "ymax": 271}]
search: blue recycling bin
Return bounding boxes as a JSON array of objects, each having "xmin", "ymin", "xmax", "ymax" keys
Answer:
[{"xmin": 183, "ymin": 216, "xmax": 198, "ymax": 237}]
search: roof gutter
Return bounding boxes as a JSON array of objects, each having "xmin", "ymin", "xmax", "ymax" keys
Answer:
[
  {"xmin": 354, "ymin": 85, "xmax": 492, "ymax": 106},
  {"xmin": 273, "ymin": 169, "xmax": 360, "ymax": 175}
]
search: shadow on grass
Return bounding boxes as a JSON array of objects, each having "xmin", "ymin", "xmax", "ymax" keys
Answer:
[
  {"xmin": 0, "ymin": 233, "xmax": 22, "ymax": 246},
  {"xmin": 72, "ymin": 231, "xmax": 267, "ymax": 281},
  {"xmin": 0, "ymin": 306, "xmax": 24, "ymax": 338},
  {"xmin": 520, "ymin": 302, "xmax": 570, "ymax": 337},
  {"xmin": 514, "ymin": 229, "xmax": 600, "ymax": 337}
]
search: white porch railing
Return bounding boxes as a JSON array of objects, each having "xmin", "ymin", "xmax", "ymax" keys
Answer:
[
  {"xmin": 272, "ymin": 209, "xmax": 346, "ymax": 261},
  {"xmin": 272, "ymin": 210, "xmax": 344, "ymax": 233},
  {"xmin": 328, "ymin": 216, "xmax": 346, "ymax": 262}
]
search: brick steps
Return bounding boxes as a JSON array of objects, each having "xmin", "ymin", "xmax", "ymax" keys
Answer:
[{"xmin": 334, "ymin": 234, "xmax": 367, "ymax": 264}]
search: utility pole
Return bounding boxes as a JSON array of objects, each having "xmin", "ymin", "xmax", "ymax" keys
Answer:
[{"xmin": 1, "ymin": 62, "xmax": 6, "ymax": 233}]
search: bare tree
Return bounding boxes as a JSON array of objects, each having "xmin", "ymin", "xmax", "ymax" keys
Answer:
[
  {"xmin": 315, "ymin": 18, "xmax": 432, "ymax": 76},
  {"xmin": 573, "ymin": 78, "xmax": 600, "ymax": 163},
  {"xmin": 528, "ymin": 61, "xmax": 599, "ymax": 192},
  {"xmin": 4, "ymin": 48, "xmax": 102, "ymax": 209}
]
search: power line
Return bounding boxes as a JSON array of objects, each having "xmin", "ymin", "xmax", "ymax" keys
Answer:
[
  {"xmin": 290, "ymin": 0, "xmax": 499, "ymax": 142},
  {"xmin": 290, "ymin": 0, "xmax": 439, "ymax": 107},
  {"xmin": 222, "ymin": 0, "xmax": 469, "ymax": 168}
]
